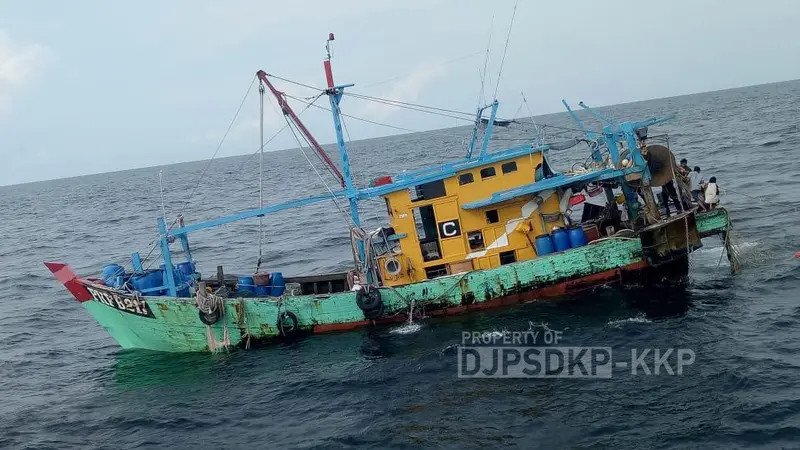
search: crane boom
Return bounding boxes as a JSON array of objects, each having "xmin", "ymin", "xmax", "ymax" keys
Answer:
[{"xmin": 255, "ymin": 70, "xmax": 345, "ymax": 187}]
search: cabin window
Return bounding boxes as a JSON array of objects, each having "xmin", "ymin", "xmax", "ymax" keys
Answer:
[
  {"xmin": 467, "ymin": 231, "xmax": 485, "ymax": 250},
  {"xmin": 501, "ymin": 161, "xmax": 518, "ymax": 174},
  {"xmin": 485, "ymin": 209, "xmax": 499, "ymax": 224},
  {"xmin": 410, "ymin": 179, "xmax": 446, "ymax": 202},
  {"xmin": 413, "ymin": 205, "xmax": 441, "ymax": 262},
  {"xmin": 499, "ymin": 250, "xmax": 516, "ymax": 265},
  {"xmin": 413, "ymin": 205, "xmax": 438, "ymax": 240},
  {"xmin": 384, "ymin": 198, "xmax": 392, "ymax": 217},
  {"xmin": 480, "ymin": 167, "xmax": 497, "ymax": 179},
  {"xmin": 425, "ymin": 264, "xmax": 449, "ymax": 279},
  {"xmin": 420, "ymin": 241, "xmax": 442, "ymax": 262},
  {"xmin": 458, "ymin": 173, "xmax": 474, "ymax": 185}
]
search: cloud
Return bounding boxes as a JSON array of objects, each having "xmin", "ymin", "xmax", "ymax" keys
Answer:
[
  {"xmin": 355, "ymin": 63, "xmax": 448, "ymax": 122},
  {"xmin": 0, "ymin": 30, "xmax": 50, "ymax": 112}
]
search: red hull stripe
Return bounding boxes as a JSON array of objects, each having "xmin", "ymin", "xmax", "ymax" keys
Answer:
[
  {"xmin": 310, "ymin": 263, "xmax": 647, "ymax": 335},
  {"xmin": 43, "ymin": 262, "xmax": 94, "ymax": 303}
]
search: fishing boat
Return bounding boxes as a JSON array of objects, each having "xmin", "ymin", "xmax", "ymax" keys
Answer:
[{"xmin": 46, "ymin": 34, "xmax": 738, "ymax": 352}]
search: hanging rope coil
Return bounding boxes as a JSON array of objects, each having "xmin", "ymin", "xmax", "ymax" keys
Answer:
[
  {"xmin": 349, "ymin": 226, "xmax": 383, "ymax": 289},
  {"xmin": 196, "ymin": 288, "xmax": 230, "ymax": 352}
]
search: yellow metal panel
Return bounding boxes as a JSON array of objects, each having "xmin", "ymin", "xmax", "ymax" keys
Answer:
[
  {"xmin": 499, "ymin": 204, "xmax": 521, "ymax": 223},
  {"xmin": 433, "ymin": 200, "xmax": 459, "ymax": 221},
  {"xmin": 517, "ymin": 245, "xmax": 536, "ymax": 261},
  {"xmin": 440, "ymin": 236, "xmax": 466, "ymax": 260},
  {"xmin": 477, "ymin": 256, "xmax": 492, "ymax": 270}
]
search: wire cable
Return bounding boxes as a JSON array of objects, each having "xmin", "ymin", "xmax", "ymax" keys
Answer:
[{"xmin": 493, "ymin": 0, "xmax": 518, "ymax": 100}]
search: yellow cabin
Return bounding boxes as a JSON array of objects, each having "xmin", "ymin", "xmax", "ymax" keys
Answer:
[{"xmin": 374, "ymin": 148, "xmax": 568, "ymax": 286}]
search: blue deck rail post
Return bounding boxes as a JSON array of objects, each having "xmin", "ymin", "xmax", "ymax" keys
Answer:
[
  {"xmin": 465, "ymin": 106, "xmax": 484, "ymax": 159},
  {"xmin": 176, "ymin": 216, "xmax": 193, "ymax": 270},
  {"xmin": 562, "ymin": 99, "xmax": 603, "ymax": 163},
  {"xmin": 157, "ymin": 217, "xmax": 177, "ymax": 296},
  {"xmin": 478, "ymin": 100, "xmax": 499, "ymax": 159},
  {"xmin": 131, "ymin": 252, "xmax": 144, "ymax": 274}
]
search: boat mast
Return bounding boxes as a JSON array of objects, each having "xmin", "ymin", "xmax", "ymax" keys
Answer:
[{"xmin": 322, "ymin": 33, "xmax": 361, "ymax": 231}]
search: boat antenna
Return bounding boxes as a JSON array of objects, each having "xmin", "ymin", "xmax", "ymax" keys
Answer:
[
  {"xmin": 476, "ymin": 16, "xmax": 494, "ymax": 108},
  {"xmin": 158, "ymin": 169, "xmax": 167, "ymax": 223},
  {"xmin": 256, "ymin": 78, "xmax": 266, "ymax": 273},
  {"xmin": 493, "ymin": 0, "xmax": 518, "ymax": 101}
]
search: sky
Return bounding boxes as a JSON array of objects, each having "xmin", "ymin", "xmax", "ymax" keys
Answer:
[{"xmin": 1, "ymin": 0, "xmax": 799, "ymax": 186}]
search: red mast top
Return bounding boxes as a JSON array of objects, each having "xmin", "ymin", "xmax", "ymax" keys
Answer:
[{"xmin": 324, "ymin": 32, "xmax": 335, "ymax": 88}]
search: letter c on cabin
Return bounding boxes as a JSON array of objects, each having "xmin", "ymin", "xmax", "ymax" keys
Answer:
[{"xmin": 438, "ymin": 220, "xmax": 461, "ymax": 238}]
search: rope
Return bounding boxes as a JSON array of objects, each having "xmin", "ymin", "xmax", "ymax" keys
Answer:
[
  {"xmin": 257, "ymin": 82, "xmax": 265, "ymax": 273},
  {"xmin": 721, "ymin": 187, "xmax": 800, "ymax": 213},
  {"xmin": 133, "ymin": 77, "xmax": 262, "ymax": 274},
  {"xmin": 477, "ymin": 16, "xmax": 494, "ymax": 108},
  {"xmin": 344, "ymin": 92, "xmax": 476, "ymax": 120},
  {"xmin": 233, "ymin": 93, "xmax": 324, "ymax": 172},
  {"xmin": 284, "ymin": 116, "xmax": 353, "ymax": 228},
  {"xmin": 283, "ymin": 94, "xmax": 469, "ymax": 140},
  {"xmin": 350, "ymin": 227, "xmax": 382, "ymax": 284},
  {"xmin": 260, "ymin": 72, "xmax": 322, "ymax": 92},
  {"xmin": 716, "ymin": 216, "xmax": 741, "ymax": 274},
  {"xmin": 238, "ymin": 298, "xmax": 251, "ymax": 350},
  {"xmin": 196, "ymin": 289, "xmax": 231, "ymax": 352},
  {"xmin": 493, "ymin": 0, "xmax": 518, "ymax": 100},
  {"xmin": 176, "ymin": 75, "xmax": 256, "ymax": 219}
]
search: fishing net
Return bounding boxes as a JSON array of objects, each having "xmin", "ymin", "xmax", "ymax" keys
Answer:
[{"xmin": 718, "ymin": 226, "xmax": 780, "ymax": 272}]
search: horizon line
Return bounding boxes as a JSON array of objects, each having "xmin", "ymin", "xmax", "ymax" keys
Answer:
[{"xmin": 3, "ymin": 76, "xmax": 797, "ymax": 189}]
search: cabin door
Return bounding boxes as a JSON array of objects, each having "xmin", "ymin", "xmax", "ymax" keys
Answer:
[{"xmin": 433, "ymin": 200, "xmax": 466, "ymax": 260}]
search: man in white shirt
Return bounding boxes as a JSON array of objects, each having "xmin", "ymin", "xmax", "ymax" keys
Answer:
[
  {"xmin": 688, "ymin": 166, "xmax": 704, "ymax": 203},
  {"xmin": 704, "ymin": 176, "xmax": 720, "ymax": 209}
]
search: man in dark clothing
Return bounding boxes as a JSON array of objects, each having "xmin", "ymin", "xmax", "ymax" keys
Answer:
[{"xmin": 660, "ymin": 180, "xmax": 684, "ymax": 217}]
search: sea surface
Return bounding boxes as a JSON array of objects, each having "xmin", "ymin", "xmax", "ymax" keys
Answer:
[{"xmin": 2, "ymin": 81, "xmax": 800, "ymax": 449}]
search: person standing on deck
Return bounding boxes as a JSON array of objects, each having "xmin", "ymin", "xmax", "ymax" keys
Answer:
[
  {"xmin": 704, "ymin": 176, "xmax": 720, "ymax": 209},
  {"xmin": 676, "ymin": 158, "xmax": 693, "ymax": 208},
  {"xmin": 689, "ymin": 166, "xmax": 704, "ymax": 203},
  {"xmin": 660, "ymin": 180, "xmax": 684, "ymax": 217},
  {"xmin": 678, "ymin": 159, "xmax": 690, "ymax": 176}
]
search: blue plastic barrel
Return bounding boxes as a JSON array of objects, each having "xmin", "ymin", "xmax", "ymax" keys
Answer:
[
  {"xmin": 131, "ymin": 270, "xmax": 163, "ymax": 295},
  {"xmin": 111, "ymin": 275, "xmax": 125, "ymax": 288},
  {"xmin": 176, "ymin": 261, "xmax": 195, "ymax": 278},
  {"xmin": 534, "ymin": 234, "xmax": 555, "ymax": 256},
  {"xmin": 568, "ymin": 226, "xmax": 588, "ymax": 248},
  {"xmin": 175, "ymin": 286, "xmax": 191, "ymax": 298},
  {"xmin": 255, "ymin": 285, "xmax": 271, "ymax": 296},
  {"xmin": 253, "ymin": 273, "xmax": 271, "ymax": 286},
  {"xmin": 102, "ymin": 264, "xmax": 125, "ymax": 283},
  {"xmin": 158, "ymin": 264, "xmax": 187, "ymax": 288},
  {"xmin": 270, "ymin": 272, "xmax": 285, "ymax": 296},
  {"xmin": 238, "ymin": 276, "xmax": 255, "ymax": 294},
  {"xmin": 552, "ymin": 228, "xmax": 571, "ymax": 252}
]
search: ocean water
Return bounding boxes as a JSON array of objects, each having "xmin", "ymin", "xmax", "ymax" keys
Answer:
[{"xmin": 2, "ymin": 80, "xmax": 800, "ymax": 449}]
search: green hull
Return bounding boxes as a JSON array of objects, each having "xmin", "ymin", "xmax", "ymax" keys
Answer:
[{"xmin": 80, "ymin": 209, "xmax": 731, "ymax": 353}]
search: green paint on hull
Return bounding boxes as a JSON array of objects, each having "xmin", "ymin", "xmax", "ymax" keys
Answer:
[
  {"xmin": 695, "ymin": 208, "xmax": 730, "ymax": 237},
  {"xmin": 82, "ymin": 209, "xmax": 731, "ymax": 353}
]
